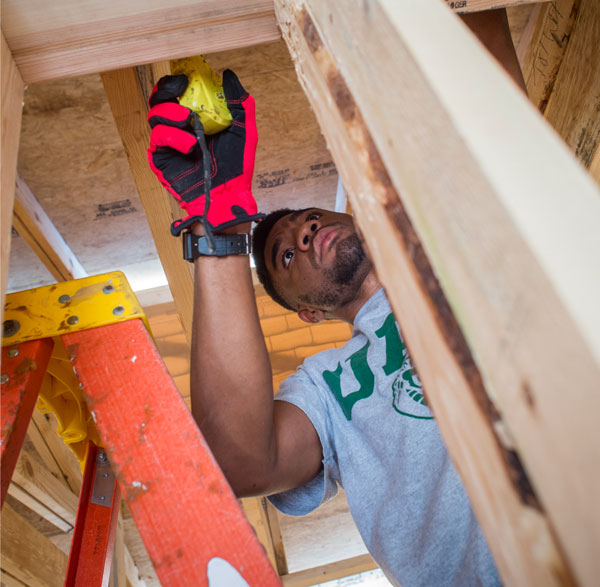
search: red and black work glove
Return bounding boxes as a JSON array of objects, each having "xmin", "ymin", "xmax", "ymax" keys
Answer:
[{"xmin": 147, "ymin": 70, "xmax": 263, "ymax": 236}]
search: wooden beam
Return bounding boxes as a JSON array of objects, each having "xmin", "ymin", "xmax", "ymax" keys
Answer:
[
  {"xmin": 275, "ymin": 1, "xmax": 600, "ymax": 585},
  {"xmin": 12, "ymin": 174, "xmax": 88, "ymax": 282},
  {"xmin": 1, "ymin": 0, "xmax": 550, "ymax": 85},
  {"xmin": 264, "ymin": 499, "xmax": 289, "ymax": 576},
  {"xmin": 445, "ymin": 0, "xmax": 547, "ymax": 12},
  {"xmin": 110, "ymin": 514, "xmax": 145, "ymax": 587},
  {"xmin": 280, "ymin": 554, "xmax": 377, "ymax": 587},
  {"xmin": 1, "ymin": 503, "xmax": 67, "ymax": 587},
  {"xmin": 543, "ymin": 0, "xmax": 600, "ymax": 171},
  {"xmin": 240, "ymin": 497, "xmax": 279, "ymax": 572},
  {"xmin": 7, "ymin": 482, "xmax": 73, "ymax": 533},
  {"xmin": 520, "ymin": 0, "xmax": 578, "ymax": 112},
  {"xmin": 28, "ymin": 410, "xmax": 83, "ymax": 495},
  {"xmin": 518, "ymin": 0, "xmax": 600, "ymax": 183},
  {"xmin": 1, "ymin": 569, "xmax": 28, "ymax": 587},
  {"xmin": 10, "ymin": 446, "xmax": 79, "ymax": 527},
  {"xmin": 2, "ymin": 0, "xmax": 281, "ymax": 84},
  {"xmin": 101, "ymin": 65, "xmax": 195, "ymax": 342},
  {"xmin": 1, "ymin": 33, "xmax": 24, "ymax": 328}
]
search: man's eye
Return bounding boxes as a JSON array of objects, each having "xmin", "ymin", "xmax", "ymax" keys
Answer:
[
  {"xmin": 283, "ymin": 249, "xmax": 294, "ymax": 268},
  {"xmin": 306, "ymin": 212, "xmax": 321, "ymax": 221}
]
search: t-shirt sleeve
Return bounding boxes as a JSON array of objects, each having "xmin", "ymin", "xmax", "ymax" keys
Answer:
[{"xmin": 267, "ymin": 366, "xmax": 339, "ymax": 516}]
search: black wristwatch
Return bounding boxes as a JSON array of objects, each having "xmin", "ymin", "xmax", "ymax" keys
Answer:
[{"xmin": 182, "ymin": 231, "xmax": 251, "ymax": 262}]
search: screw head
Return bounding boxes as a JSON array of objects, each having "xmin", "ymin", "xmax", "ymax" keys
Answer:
[
  {"xmin": 97, "ymin": 451, "xmax": 107, "ymax": 463},
  {"xmin": 58, "ymin": 294, "xmax": 71, "ymax": 304},
  {"xmin": 1, "ymin": 374, "xmax": 9, "ymax": 384},
  {"xmin": 2, "ymin": 319, "xmax": 20, "ymax": 338},
  {"xmin": 113, "ymin": 305, "xmax": 125, "ymax": 316},
  {"xmin": 99, "ymin": 495, "xmax": 106, "ymax": 501},
  {"xmin": 103, "ymin": 285, "xmax": 114, "ymax": 294},
  {"xmin": 7, "ymin": 348, "xmax": 19, "ymax": 358},
  {"xmin": 66, "ymin": 316, "xmax": 79, "ymax": 325}
]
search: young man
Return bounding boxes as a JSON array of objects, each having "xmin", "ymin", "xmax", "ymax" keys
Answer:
[{"xmin": 147, "ymin": 10, "xmax": 523, "ymax": 585}]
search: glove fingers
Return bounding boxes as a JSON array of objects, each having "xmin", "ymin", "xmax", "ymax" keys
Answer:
[
  {"xmin": 148, "ymin": 102, "xmax": 193, "ymax": 129},
  {"xmin": 149, "ymin": 75, "xmax": 189, "ymax": 108},
  {"xmin": 222, "ymin": 70, "xmax": 247, "ymax": 102},
  {"xmin": 222, "ymin": 69, "xmax": 252, "ymax": 125},
  {"xmin": 149, "ymin": 124, "xmax": 197, "ymax": 155}
]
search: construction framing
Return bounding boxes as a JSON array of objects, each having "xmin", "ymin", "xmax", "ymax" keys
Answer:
[{"xmin": 2, "ymin": 0, "xmax": 599, "ymax": 585}]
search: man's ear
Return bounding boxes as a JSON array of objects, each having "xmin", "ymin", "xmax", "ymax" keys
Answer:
[{"xmin": 298, "ymin": 308, "xmax": 325, "ymax": 324}]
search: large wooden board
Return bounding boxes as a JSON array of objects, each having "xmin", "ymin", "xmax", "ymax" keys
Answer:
[
  {"xmin": 1, "ymin": 34, "xmax": 24, "ymax": 325},
  {"xmin": 1, "ymin": 0, "xmax": 548, "ymax": 84},
  {"xmin": 276, "ymin": 0, "xmax": 600, "ymax": 584},
  {"xmin": 2, "ymin": 0, "xmax": 281, "ymax": 84}
]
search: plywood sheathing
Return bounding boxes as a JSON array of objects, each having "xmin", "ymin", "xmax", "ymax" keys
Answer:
[{"xmin": 9, "ymin": 41, "xmax": 338, "ymax": 293}]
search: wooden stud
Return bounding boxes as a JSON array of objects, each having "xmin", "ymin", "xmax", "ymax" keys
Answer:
[
  {"xmin": 264, "ymin": 499, "xmax": 289, "ymax": 576},
  {"xmin": 1, "ymin": 569, "xmax": 28, "ymax": 587},
  {"xmin": 29, "ymin": 410, "xmax": 83, "ymax": 494},
  {"xmin": 240, "ymin": 497, "xmax": 279, "ymax": 572},
  {"xmin": 12, "ymin": 174, "xmax": 88, "ymax": 282},
  {"xmin": 444, "ymin": 0, "xmax": 547, "ymax": 12},
  {"xmin": 11, "ymin": 447, "xmax": 78, "ymax": 526},
  {"xmin": 542, "ymin": 0, "xmax": 600, "ymax": 170},
  {"xmin": 280, "ymin": 554, "xmax": 377, "ymax": 587},
  {"xmin": 101, "ymin": 66, "xmax": 195, "ymax": 343},
  {"xmin": 7, "ymin": 481, "xmax": 73, "ymax": 533},
  {"xmin": 110, "ymin": 515, "xmax": 144, "ymax": 587},
  {"xmin": 520, "ymin": 0, "xmax": 578, "ymax": 112},
  {"xmin": 276, "ymin": 0, "xmax": 600, "ymax": 584},
  {"xmin": 1, "ymin": 33, "xmax": 24, "ymax": 327},
  {"xmin": 1, "ymin": 503, "xmax": 67, "ymax": 587}
]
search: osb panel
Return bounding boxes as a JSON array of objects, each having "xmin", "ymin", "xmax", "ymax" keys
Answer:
[{"xmin": 9, "ymin": 40, "xmax": 337, "ymax": 293}]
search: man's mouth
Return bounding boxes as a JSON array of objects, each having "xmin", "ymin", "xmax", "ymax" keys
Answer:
[{"xmin": 313, "ymin": 225, "xmax": 342, "ymax": 263}]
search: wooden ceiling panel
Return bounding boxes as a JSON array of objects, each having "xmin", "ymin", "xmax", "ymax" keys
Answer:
[{"xmin": 9, "ymin": 40, "xmax": 338, "ymax": 293}]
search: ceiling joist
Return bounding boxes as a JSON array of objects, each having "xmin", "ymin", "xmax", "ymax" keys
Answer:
[
  {"xmin": 2, "ymin": 0, "xmax": 548, "ymax": 85},
  {"xmin": 1, "ymin": 0, "xmax": 281, "ymax": 84},
  {"xmin": 1, "ymin": 32, "xmax": 24, "ymax": 326},
  {"xmin": 13, "ymin": 175, "xmax": 87, "ymax": 282}
]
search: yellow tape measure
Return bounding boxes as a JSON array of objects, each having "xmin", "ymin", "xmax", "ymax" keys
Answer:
[{"xmin": 171, "ymin": 55, "xmax": 232, "ymax": 135}]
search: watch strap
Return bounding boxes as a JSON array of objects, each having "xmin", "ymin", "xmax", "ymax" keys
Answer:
[{"xmin": 182, "ymin": 232, "xmax": 251, "ymax": 261}]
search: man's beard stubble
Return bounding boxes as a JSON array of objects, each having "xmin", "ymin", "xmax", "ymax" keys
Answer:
[{"xmin": 299, "ymin": 232, "xmax": 370, "ymax": 310}]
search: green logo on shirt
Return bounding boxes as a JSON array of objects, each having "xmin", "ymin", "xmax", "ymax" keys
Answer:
[
  {"xmin": 322, "ymin": 313, "xmax": 431, "ymax": 420},
  {"xmin": 392, "ymin": 364, "xmax": 432, "ymax": 420}
]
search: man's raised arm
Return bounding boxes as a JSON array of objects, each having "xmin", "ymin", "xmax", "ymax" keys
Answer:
[{"xmin": 147, "ymin": 70, "xmax": 322, "ymax": 497}]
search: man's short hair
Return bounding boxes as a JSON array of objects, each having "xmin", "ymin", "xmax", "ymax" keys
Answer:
[{"xmin": 252, "ymin": 208, "xmax": 309, "ymax": 311}]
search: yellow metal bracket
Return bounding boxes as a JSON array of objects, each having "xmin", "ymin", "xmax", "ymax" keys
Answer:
[
  {"xmin": 2, "ymin": 271, "xmax": 150, "ymax": 345},
  {"xmin": 2, "ymin": 272, "xmax": 151, "ymax": 467}
]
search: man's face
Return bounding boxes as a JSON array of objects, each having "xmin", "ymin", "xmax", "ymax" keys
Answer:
[{"xmin": 265, "ymin": 208, "xmax": 371, "ymax": 313}]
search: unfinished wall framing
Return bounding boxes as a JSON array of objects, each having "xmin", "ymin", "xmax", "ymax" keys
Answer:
[{"xmin": 2, "ymin": 0, "xmax": 600, "ymax": 585}]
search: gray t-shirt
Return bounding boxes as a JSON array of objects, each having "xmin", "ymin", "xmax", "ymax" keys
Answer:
[{"xmin": 268, "ymin": 289, "xmax": 499, "ymax": 586}]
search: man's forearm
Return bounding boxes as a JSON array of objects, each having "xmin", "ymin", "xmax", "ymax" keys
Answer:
[{"xmin": 190, "ymin": 232, "xmax": 277, "ymax": 496}]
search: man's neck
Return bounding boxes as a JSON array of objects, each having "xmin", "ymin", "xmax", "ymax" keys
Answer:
[{"xmin": 331, "ymin": 271, "xmax": 382, "ymax": 324}]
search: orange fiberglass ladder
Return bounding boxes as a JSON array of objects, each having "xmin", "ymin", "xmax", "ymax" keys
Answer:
[{"xmin": 1, "ymin": 272, "xmax": 281, "ymax": 587}]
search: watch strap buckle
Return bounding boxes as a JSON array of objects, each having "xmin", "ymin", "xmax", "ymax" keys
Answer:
[{"xmin": 182, "ymin": 232, "xmax": 251, "ymax": 261}]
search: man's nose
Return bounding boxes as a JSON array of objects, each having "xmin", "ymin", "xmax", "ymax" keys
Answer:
[{"xmin": 297, "ymin": 218, "xmax": 320, "ymax": 251}]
